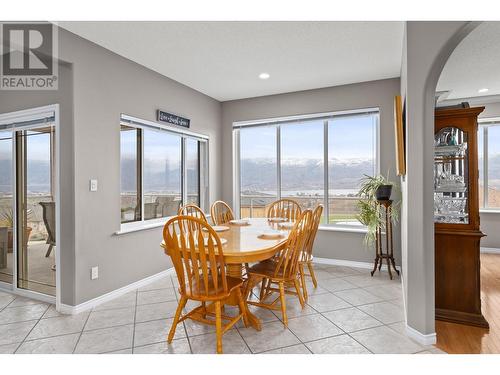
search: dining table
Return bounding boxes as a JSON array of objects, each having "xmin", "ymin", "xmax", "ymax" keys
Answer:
[{"xmin": 161, "ymin": 217, "xmax": 293, "ymax": 331}]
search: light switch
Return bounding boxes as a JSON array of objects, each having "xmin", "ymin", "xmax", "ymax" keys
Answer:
[
  {"xmin": 90, "ymin": 179, "xmax": 98, "ymax": 192},
  {"xmin": 91, "ymin": 266, "xmax": 98, "ymax": 280}
]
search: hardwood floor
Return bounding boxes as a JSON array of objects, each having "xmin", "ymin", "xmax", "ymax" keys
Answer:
[{"xmin": 436, "ymin": 253, "xmax": 500, "ymax": 353}]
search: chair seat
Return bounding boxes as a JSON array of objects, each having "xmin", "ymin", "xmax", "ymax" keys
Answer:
[
  {"xmin": 247, "ymin": 259, "xmax": 289, "ymax": 280},
  {"xmin": 183, "ymin": 275, "xmax": 243, "ymax": 300}
]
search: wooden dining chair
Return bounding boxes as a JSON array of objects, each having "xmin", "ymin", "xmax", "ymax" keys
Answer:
[
  {"xmin": 163, "ymin": 215, "xmax": 248, "ymax": 354},
  {"xmin": 178, "ymin": 203, "xmax": 208, "ymax": 223},
  {"xmin": 267, "ymin": 198, "xmax": 302, "ymax": 222},
  {"xmin": 298, "ymin": 204, "xmax": 323, "ymax": 301},
  {"xmin": 245, "ymin": 210, "xmax": 313, "ymax": 327},
  {"xmin": 210, "ymin": 200, "xmax": 235, "ymax": 226}
]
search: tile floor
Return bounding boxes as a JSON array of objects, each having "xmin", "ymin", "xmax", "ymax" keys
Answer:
[{"xmin": 0, "ymin": 263, "xmax": 446, "ymax": 354}]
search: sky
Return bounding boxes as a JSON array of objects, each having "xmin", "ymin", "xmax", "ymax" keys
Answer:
[{"xmin": 239, "ymin": 114, "xmax": 377, "ymax": 161}]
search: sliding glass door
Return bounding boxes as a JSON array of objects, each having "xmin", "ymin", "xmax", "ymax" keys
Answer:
[
  {"xmin": 0, "ymin": 107, "xmax": 57, "ymax": 299},
  {"xmin": 16, "ymin": 126, "xmax": 56, "ymax": 296}
]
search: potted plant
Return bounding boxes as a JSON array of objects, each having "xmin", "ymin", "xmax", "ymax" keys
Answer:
[
  {"xmin": 0, "ymin": 207, "xmax": 33, "ymax": 252},
  {"xmin": 356, "ymin": 174, "xmax": 399, "ymax": 246}
]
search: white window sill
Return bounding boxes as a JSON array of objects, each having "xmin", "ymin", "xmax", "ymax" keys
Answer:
[
  {"xmin": 318, "ymin": 225, "xmax": 368, "ymax": 234},
  {"xmin": 115, "ymin": 219, "xmax": 169, "ymax": 235},
  {"xmin": 115, "ymin": 213, "xmax": 212, "ymax": 235},
  {"xmin": 480, "ymin": 209, "xmax": 500, "ymax": 214}
]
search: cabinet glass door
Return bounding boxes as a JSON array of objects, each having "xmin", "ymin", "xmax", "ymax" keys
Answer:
[{"xmin": 434, "ymin": 126, "xmax": 469, "ymax": 224}]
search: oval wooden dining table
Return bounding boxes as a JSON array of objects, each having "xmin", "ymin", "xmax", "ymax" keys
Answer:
[{"xmin": 161, "ymin": 217, "xmax": 292, "ymax": 331}]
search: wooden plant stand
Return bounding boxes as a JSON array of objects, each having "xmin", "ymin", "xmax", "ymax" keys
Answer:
[{"xmin": 371, "ymin": 199, "xmax": 399, "ymax": 280}]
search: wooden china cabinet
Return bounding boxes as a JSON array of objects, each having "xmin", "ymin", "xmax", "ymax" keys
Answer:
[{"xmin": 434, "ymin": 106, "xmax": 489, "ymax": 328}]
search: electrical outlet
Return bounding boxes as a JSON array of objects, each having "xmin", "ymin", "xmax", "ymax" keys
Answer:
[
  {"xmin": 90, "ymin": 179, "xmax": 98, "ymax": 192},
  {"xmin": 91, "ymin": 266, "xmax": 99, "ymax": 280}
]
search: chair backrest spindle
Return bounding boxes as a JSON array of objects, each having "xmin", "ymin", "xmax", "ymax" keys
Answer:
[
  {"xmin": 163, "ymin": 215, "xmax": 227, "ymax": 298},
  {"xmin": 267, "ymin": 199, "xmax": 302, "ymax": 222},
  {"xmin": 273, "ymin": 209, "xmax": 313, "ymax": 279},
  {"xmin": 210, "ymin": 201, "xmax": 235, "ymax": 226}
]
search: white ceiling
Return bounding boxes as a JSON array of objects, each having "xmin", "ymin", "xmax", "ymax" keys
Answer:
[
  {"xmin": 58, "ymin": 21, "xmax": 404, "ymax": 101},
  {"xmin": 438, "ymin": 22, "xmax": 500, "ymax": 101}
]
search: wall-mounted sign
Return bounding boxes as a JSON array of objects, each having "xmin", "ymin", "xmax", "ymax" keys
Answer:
[{"xmin": 157, "ymin": 110, "xmax": 190, "ymax": 128}]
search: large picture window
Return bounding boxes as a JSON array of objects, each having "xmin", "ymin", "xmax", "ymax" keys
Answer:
[
  {"xmin": 234, "ymin": 109, "xmax": 378, "ymax": 226},
  {"xmin": 478, "ymin": 120, "xmax": 500, "ymax": 210},
  {"xmin": 120, "ymin": 115, "xmax": 209, "ymax": 226}
]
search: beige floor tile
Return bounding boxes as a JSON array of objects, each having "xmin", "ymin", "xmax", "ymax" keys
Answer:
[
  {"xmin": 386, "ymin": 321, "xmax": 406, "ymax": 335},
  {"xmin": 306, "ymin": 334, "xmax": 371, "ymax": 354},
  {"xmin": 84, "ymin": 307, "xmax": 135, "ymax": 331},
  {"xmin": 0, "ymin": 304, "xmax": 48, "ymax": 325},
  {"xmin": 190, "ymin": 330, "xmax": 250, "ymax": 354},
  {"xmin": 135, "ymin": 300, "xmax": 179, "ymax": 323},
  {"xmin": 287, "ymin": 314, "xmax": 343, "ymax": 342},
  {"xmin": 42, "ymin": 305, "xmax": 63, "ymax": 318},
  {"xmin": 0, "ymin": 294, "xmax": 15, "ymax": 309},
  {"xmin": 0, "ymin": 342, "xmax": 19, "ymax": 354},
  {"xmin": 0, "ymin": 320, "xmax": 37, "ymax": 345},
  {"xmin": 8, "ymin": 296, "xmax": 46, "ymax": 308},
  {"xmin": 17, "ymin": 333, "xmax": 79, "ymax": 354},
  {"xmin": 358, "ymin": 301, "xmax": 404, "ymax": 324},
  {"xmin": 137, "ymin": 277, "xmax": 175, "ymax": 292},
  {"xmin": 306, "ymin": 293, "xmax": 351, "ymax": 313},
  {"xmin": 106, "ymin": 348, "xmax": 133, "ymax": 354},
  {"xmin": 342, "ymin": 274, "xmax": 393, "ymax": 288},
  {"xmin": 27, "ymin": 312, "xmax": 89, "ymax": 340},
  {"xmin": 323, "ymin": 307, "xmax": 382, "ymax": 333},
  {"xmin": 134, "ymin": 318, "xmax": 186, "ymax": 347},
  {"xmin": 350, "ymin": 326, "xmax": 422, "ymax": 354},
  {"xmin": 261, "ymin": 343, "xmax": 311, "ymax": 354},
  {"xmin": 319, "ymin": 278, "xmax": 357, "ymax": 293},
  {"xmin": 92, "ymin": 291, "xmax": 137, "ymax": 311},
  {"xmin": 134, "ymin": 338, "xmax": 191, "ymax": 354},
  {"xmin": 238, "ymin": 320, "xmax": 300, "ymax": 353},
  {"xmin": 137, "ymin": 288, "xmax": 177, "ymax": 305},
  {"xmin": 74, "ymin": 324, "xmax": 134, "ymax": 354},
  {"xmin": 334, "ymin": 288, "xmax": 384, "ymax": 306},
  {"xmin": 363, "ymin": 283, "xmax": 403, "ymax": 301}
]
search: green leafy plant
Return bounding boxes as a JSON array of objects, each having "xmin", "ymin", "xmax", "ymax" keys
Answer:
[
  {"xmin": 356, "ymin": 173, "xmax": 400, "ymax": 246},
  {"xmin": 0, "ymin": 206, "xmax": 34, "ymax": 228},
  {"xmin": 0, "ymin": 207, "xmax": 14, "ymax": 227}
]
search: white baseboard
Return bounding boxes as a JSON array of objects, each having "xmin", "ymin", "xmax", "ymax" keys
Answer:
[
  {"xmin": 58, "ymin": 268, "xmax": 175, "ymax": 315},
  {"xmin": 405, "ymin": 324, "xmax": 437, "ymax": 346},
  {"xmin": 314, "ymin": 257, "xmax": 401, "ymax": 272},
  {"xmin": 480, "ymin": 247, "xmax": 500, "ymax": 254}
]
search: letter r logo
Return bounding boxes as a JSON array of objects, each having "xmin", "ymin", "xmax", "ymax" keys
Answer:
[{"xmin": 2, "ymin": 23, "xmax": 53, "ymax": 76}]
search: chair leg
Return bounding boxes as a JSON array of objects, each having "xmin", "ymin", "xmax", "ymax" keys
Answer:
[
  {"xmin": 279, "ymin": 281, "xmax": 288, "ymax": 327},
  {"xmin": 307, "ymin": 261, "xmax": 318, "ymax": 288},
  {"xmin": 293, "ymin": 279, "xmax": 305, "ymax": 308},
  {"xmin": 236, "ymin": 288, "xmax": 249, "ymax": 327},
  {"xmin": 215, "ymin": 301, "xmax": 223, "ymax": 354},
  {"xmin": 259, "ymin": 278, "xmax": 266, "ymax": 301},
  {"xmin": 299, "ymin": 263, "xmax": 308, "ymax": 302},
  {"xmin": 168, "ymin": 295, "xmax": 187, "ymax": 343},
  {"xmin": 45, "ymin": 244, "xmax": 54, "ymax": 258}
]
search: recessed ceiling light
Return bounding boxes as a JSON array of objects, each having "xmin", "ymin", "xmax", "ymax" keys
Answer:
[
  {"xmin": 259, "ymin": 72, "xmax": 270, "ymax": 80},
  {"xmin": 478, "ymin": 88, "xmax": 489, "ymax": 93}
]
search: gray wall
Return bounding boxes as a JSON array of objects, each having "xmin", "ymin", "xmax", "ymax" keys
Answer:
[
  {"xmin": 0, "ymin": 62, "xmax": 76, "ymax": 305},
  {"xmin": 221, "ymin": 78, "xmax": 401, "ymax": 264},
  {"xmin": 57, "ymin": 29, "xmax": 222, "ymax": 305},
  {"xmin": 401, "ymin": 21, "xmax": 478, "ymax": 337}
]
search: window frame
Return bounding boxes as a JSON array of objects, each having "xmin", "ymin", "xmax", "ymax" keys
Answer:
[
  {"xmin": 478, "ymin": 117, "xmax": 500, "ymax": 212},
  {"xmin": 233, "ymin": 108, "xmax": 380, "ymax": 229},
  {"xmin": 119, "ymin": 114, "xmax": 209, "ymax": 233}
]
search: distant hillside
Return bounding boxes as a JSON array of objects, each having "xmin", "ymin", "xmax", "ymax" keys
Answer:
[{"xmin": 240, "ymin": 157, "xmax": 375, "ymax": 191}]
